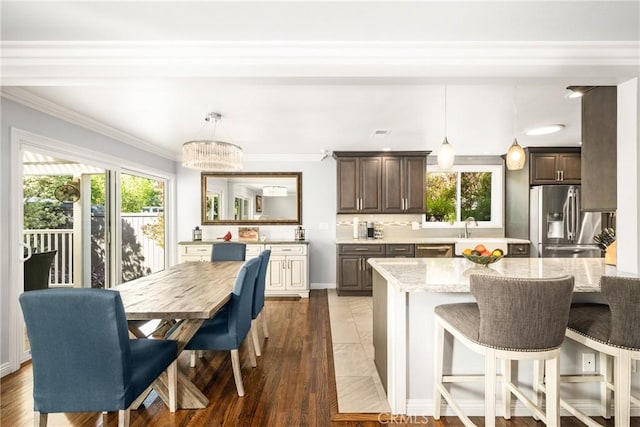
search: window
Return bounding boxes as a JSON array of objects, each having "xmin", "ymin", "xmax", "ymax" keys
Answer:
[
  {"xmin": 424, "ymin": 164, "xmax": 503, "ymax": 228},
  {"xmin": 205, "ymin": 193, "xmax": 220, "ymax": 220}
]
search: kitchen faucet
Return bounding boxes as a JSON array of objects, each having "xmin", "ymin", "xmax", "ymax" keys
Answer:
[{"xmin": 463, "ymin": 217, "xmax": 477, "ymax": 238}]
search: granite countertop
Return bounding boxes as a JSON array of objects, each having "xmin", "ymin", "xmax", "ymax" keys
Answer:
[
  {"xmin": 179, "ymin": 240, "xmax": 310, "ymax": 245},
  {"xmin": 368, "ymin": 257, "xmax": 634, "ymax": 293},
  {"xmin": 336, "ymin": 237, "xmax": 530, "ymax": 245}
]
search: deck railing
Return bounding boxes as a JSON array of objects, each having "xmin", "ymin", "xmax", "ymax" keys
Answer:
[
  {"xmin": 24, "ymin": 229, "xmax": 74, "ymax": 287},
  {"xmin": 24, "ymin": 214, "xmax": 164, "ymax": 287}
]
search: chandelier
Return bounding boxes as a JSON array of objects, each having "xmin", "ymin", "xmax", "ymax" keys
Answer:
[{"xmin": 182, "ymin": 112, "xmax": 243, "ymax": 171}]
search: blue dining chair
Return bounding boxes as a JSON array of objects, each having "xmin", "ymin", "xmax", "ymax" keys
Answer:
[
  {"xmin": 251, "ymin": 249, "xmax": 271, "ymax": 356},
  {"xmin": 19, "ymin": 288, "xmax": 178, "ymax": 427},
  {"xmin": 186, "ymin": 257, "xmax": 260, "ymax": 396},
  {"xmin": 211, "ymin": 242, "xmax": 247, "ymax": 261}
]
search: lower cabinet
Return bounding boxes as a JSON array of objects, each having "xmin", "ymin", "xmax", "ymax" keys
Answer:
[
  {"xmin": 337, "ymin": 244, "xmax": 385, "ymax": 296},
  {"xmin": 265, "ymin": 244, "xmax": 309, "ymax": 298},
  {"xmin": 178, "ymin": 241, "xmax": 309, "ymax": 298},
  {"xmin": 506, "ymin": 243, "xmax": 530, "ymax": 258}
]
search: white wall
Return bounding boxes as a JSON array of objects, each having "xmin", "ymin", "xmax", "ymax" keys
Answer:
[
  {"xmin": 176, "ymin": 158, "xmax": 337, "ymax": 286},
  {"xmin": 0, "ymin": 98, "xmax": 176, "ymax": 374},
  {"xmin": 617, "ymin": 78, "xmax": 640, "ymax": 274}
]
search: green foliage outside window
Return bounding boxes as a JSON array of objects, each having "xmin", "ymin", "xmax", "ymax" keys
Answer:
[{"xmin": 426, "ymin": 171, "xmax": 493, "ymax": 223}]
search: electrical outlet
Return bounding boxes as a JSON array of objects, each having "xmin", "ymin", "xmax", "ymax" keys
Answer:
[{"xmin": 582, "ymin": 353, "xmax": 596, "ymax": 373}]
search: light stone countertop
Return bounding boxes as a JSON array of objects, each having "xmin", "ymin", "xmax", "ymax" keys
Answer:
[
  {"xmin": 368, "ymin": 257, "xmax": 635, "ymax": 293},
  {"xmin": 179, "ymin": 240, "xmax": 309, "ymax": 245},
  {"xmin": 336, "ymin": 237, "xmax": 530, "ymax": 245}
]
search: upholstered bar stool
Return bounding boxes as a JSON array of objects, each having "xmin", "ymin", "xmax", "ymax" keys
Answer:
[
  {"xmin": 433, "ymin": 274, "xmax": 574, "ymax": 427},
  {"xmin": 559, "ymin": 275, "xmax": 640, "ymax": 427}
]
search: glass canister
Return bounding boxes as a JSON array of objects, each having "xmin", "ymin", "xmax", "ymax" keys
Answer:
[
  {"xmin": 192, "ymin": 226, "xmax": 202, "ymax": 241},
  {"xmin": 295, "ymin": 226, "xmax": 306, "ymax": 241}
]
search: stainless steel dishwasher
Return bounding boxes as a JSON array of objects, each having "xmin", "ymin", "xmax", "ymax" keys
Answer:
[{"xmin": 415, "ymin": 244, "xmax": 454, "ymax": 258}]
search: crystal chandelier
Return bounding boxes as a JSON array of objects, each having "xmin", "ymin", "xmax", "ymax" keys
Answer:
[{"xmin": 182, "ymin": 112, "xmax": 243, "ymax": 171}]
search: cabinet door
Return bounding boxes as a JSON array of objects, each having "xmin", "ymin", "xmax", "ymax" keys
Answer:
[
  {"xmin": 266, "ymin": 256, "xmax": 286, "ymax": 291},
  {"xmin": 337, "ymin": 256, "xmax": 363, "ymax": 291},
  {"xmin": 359, "ymin": 157, "xmax": 382, "ymax": 213},
  {"xmin": 286, "ymin": 255, "xmax": 308, "ymax": 290},
  {"xmin": 362, "ymin": 255, "xmax": 377, "ymax": 291},
  {"xmin": 336, "ymin": 158, "xmax": 359, "ymax": 213},
  {"xmin": 582, "ymin": 86, "xmax": 617, "ymax": 211},
  {"xmin": 404, "ymin": 156, "xmax": 427, "ymax": 213},
  {"xmin": 558, "ymin": 153, "xmax": 581, "ymax": 183},
  {"xmin": 382, "ymin": 156, "xmax": 403, "ymax": 212},
  {"xmin": 530, "ymin": 153, "xmax": 560, "ymax": 184}
]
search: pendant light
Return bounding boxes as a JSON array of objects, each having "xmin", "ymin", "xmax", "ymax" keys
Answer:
[
  {"xmin": 182, "ymin": 112, "xmax": 243, "ymax": 171},
  {"xmin": 437, "ymin": 86, "xmax": 455, "ymax": 170},
  {"xmin": 506, "ymin": 86, "xmax": 525, "ymax": 170}
]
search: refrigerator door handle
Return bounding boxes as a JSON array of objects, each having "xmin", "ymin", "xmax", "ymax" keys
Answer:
[
  {"xmin": 568, "ymin": 190, "xmax": 576, "ymax": 241},
  {"xmin": 564, "ymin": 193, "xmax": 571, "ymax": 241}
]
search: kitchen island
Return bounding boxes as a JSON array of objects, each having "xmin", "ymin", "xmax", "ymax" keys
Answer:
[{"xmin": 369, "ymin": 257, "xmax": 639, "ymax": 416}]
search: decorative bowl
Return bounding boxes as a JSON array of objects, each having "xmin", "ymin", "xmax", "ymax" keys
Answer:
[{"xmin": 463, "ymin": 254, "xmax": 503, "ymax": 266}]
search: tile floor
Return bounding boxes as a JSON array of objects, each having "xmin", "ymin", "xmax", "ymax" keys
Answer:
[{"xmin": 327, "ymin": 289, "xmax": 391, "ymax": 413}]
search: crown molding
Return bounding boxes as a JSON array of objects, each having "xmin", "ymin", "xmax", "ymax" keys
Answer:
[
  {"xmin": 1, "ymin": 87, "xmax": 177, "ymax": 160},
  {"xmin": 2, "ymin": 41, "xmax": 639, "ymax": 84}
]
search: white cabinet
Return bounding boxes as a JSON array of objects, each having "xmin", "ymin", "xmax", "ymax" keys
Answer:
[
  {"xmin": 178, "ymin": 243, "xmax": 212, "ymax": 262},
  {"xmin": 177, "ymin": 241, "xmax": 309, "ymax": 298},
  {"xmin": 178, "ymin": 242, "xmax": 264, "ymax": 263},
  {"xmin": 265, "ymin": 244, "xmax": 309, "ymax": 298}
]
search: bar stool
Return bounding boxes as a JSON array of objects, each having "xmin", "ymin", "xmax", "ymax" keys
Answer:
[
  {"xmin": 559, "ymin": 275, "xmax": 640, "ymax": 427},
  {"xmin": 433, "ymin": 274, "xmax": 574, "ymax": 427}
]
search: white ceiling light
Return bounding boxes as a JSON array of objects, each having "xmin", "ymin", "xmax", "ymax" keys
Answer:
[
  {"xmin": 263, "ymin": 186, "xmax": 287, "ymax": 197},
  {"xmin": 437, "ymin": 86, "xmax": 455, "ymax": 170},
  {"xmin": 182, "ymin": 112, "xmax": 243, "ymax": 171},
  {"xmin": 506, "ymin": 85, "xmax": 525, "ymax": 170},
  {"xmin": 524, "ymin": 124, "xmax": 565, "ymax": 136}
]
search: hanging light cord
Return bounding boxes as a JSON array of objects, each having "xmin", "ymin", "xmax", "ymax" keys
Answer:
[
  {"xmin": 513, "ymin": 86, "xmax": 517, "ymax": 137},
  {"xmin": 444, "ymin": 85, "xmax": 448, "ymax": 136}
]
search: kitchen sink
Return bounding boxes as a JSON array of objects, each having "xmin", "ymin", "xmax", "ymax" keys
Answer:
[{"xmin": 454, "ymin": 238, "xmax": 509, "ymax": 256}]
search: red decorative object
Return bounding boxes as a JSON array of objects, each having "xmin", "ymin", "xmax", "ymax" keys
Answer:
[{"xmin": 217, "ymin": 231, "xmax": 232, "ymax": 241}]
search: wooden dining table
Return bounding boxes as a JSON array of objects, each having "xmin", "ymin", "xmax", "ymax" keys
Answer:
[{"xmin": 116, "ymin": 260, "xmax": 245, "ymax": 410}]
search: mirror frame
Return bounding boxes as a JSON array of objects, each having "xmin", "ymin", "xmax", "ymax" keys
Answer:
[{"xmin": 201, "ymin": 172, "xmax": 302, "ymax": 225}]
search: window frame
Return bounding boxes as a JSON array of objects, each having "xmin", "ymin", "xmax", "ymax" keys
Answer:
[{"xmin": 422, "ymin": 163, "xmax": 504, "ymax": 229}]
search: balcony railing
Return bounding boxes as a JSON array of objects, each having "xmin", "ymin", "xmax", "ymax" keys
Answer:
[
  {"xmin": 24, "ymin": 229, "xmax": 74, "ymax": 287},
  {"xmin": 24, "ymin": 213, "xmax": 165, "ymax": 288}
]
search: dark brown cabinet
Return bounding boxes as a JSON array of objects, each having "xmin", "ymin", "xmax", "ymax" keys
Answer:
[
  {"xmin": 530, "ymin": 151, "xmax": 581, "ymax": 185},
  {"xmin": 335, "ymin": 156, "xmax": 382, "ymax": 213},
  {"xmin": 581, "ymin": 86, "xmax": 617, "ymax": 211},
  {"xmin": 334, "ymin": 151, "xmax": 428, "ymax": 214},
  {"xmin": 382, "ymin": 156, "xmax": 427, "ymax": 213},
  {"xmin": 337, "ymin": 244, "xmax": 385, "ymax": 296},
  {"xmin": 385, "ymin": 244, "xmax": 415, "ymax": 257},
  {"xmin": 506, "ymin": 243, "xmax": 530, "ymax": 258}
]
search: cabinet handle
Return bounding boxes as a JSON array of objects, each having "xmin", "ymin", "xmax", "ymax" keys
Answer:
[
  {"xmin": 561, "ymin": 170, "xmax": 564, "ymax": 181},
  {"xmin": 360, "ymin": 198, "xmax": 363, "ymax": 211}
]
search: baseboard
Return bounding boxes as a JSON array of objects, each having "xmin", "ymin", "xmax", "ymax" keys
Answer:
[
  {"xmin": 1, "ymin": 362, "xmax": 13, "ymax": 378},
  {"xmin": 406, "ymin": 398, "xmax": 640, "ymax": 417},
  {"xmin": 310, "ymin": 282, "xmax": 336, "ymax": 290}
]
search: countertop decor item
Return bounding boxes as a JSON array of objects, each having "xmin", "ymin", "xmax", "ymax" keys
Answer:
[
  {"xmin": 217, "ymin": 231, "xmax": 232, "ymax": 241},
  {"xmin": 192, "ymin": 226, "xmax": 202, "ymax": 241},
  {"xmin": 463, "ymin": 253, "xmax": 504, "ymax": 266},
  {"xmin": 182, "ymin": 112, "xmax": 243, "ymax": 171}
]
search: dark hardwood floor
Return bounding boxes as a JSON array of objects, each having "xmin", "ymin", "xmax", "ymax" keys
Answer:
[{"xmin": 1, "ymin": 290, "xmax": 632, "ymax": 426}]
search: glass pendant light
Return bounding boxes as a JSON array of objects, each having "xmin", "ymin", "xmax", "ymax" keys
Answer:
[
  {"xmin": 506, "ymin": 86, "xmax": 525, "ymax": 170},
  {"xmin": 437, "ymin": 86, "xmax": 455, "ymax": 170}
]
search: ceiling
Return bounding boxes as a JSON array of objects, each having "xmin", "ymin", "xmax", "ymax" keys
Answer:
[{"xmin": 2, "ymin": 1, "xmax": 639, "ymax": 162}]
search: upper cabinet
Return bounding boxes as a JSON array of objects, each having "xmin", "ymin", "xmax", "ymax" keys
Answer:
[
  {"xmin": 581, "ymin": 86, "xmax": 617, "ymax": 212},
  {"xmin": 381, "ymin": 156, "xmax": 427, "ymax": 213},
  {"xmin": 529, "ymin": 151, "xmax": 581, "ymax": 185},
  {"xmin": 334, "ymin": 151, "xmax": 429, "ymax": 214},
  {"xmin": 335, "ymin": 156, "xmax": 383, "ymax": 213}
]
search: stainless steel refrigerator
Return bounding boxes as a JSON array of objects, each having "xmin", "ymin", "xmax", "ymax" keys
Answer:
[{"xmin": 530, "ymin": 185, "xmax": 602, "ymax": 258}]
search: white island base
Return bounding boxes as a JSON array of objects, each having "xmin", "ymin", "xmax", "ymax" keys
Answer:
[{"xmin": 370, "ymin": 257, "xmax": 640, "ymax": 417}]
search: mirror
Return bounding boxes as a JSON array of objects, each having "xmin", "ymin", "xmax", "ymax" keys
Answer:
[{"xmin": 201, "ymin": 172, "xmax": 302, "ymax": 225}]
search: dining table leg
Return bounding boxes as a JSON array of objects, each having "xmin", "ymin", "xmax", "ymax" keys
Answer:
[{"xmin": 130, "ymin": 319, "xmax": 209, "ymax": 410}]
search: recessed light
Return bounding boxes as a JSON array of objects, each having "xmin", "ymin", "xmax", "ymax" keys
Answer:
[
  {"xmin": 566, "ymin": 91, "xmax": 583, "ymax": 99},
  {"xmin": 525, "ymin": 124, "xmax": 565, "ymax": 136},
  {"xmin": 382, "ymin": 147, "xmax": 391, "ymax": 151}
]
